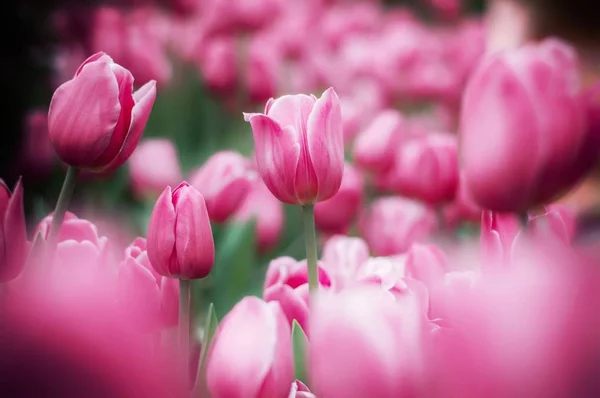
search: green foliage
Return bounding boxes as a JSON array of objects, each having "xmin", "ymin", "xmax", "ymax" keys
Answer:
[{"xmin": 292, "ymin": 320, "xmax": 309, "ymax": 385}]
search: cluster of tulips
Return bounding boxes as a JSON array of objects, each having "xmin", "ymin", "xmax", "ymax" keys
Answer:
[{"xmin": 3, "ymin": 0, "xmax": 600, "ymax": 397}]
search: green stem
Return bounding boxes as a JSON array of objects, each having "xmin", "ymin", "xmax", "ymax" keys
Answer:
[
  {"xmin": 48, "ymin": 166, "xmax": 78, "ymax": 247},
  {"xmin": 301, "ymin": 205, "xmax": 319, "ymax": 293},
  {"xmin": 179, "ymin": 279, "xmax": 192, "ymax": 363}
]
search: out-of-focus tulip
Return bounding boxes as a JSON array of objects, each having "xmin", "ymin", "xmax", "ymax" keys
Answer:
[
  {"xmin": 442, "ymin": 173, "xmax": 482, "ymax": 227},
  {"xmin": 247, "ymin": 35, "xmax": 282, "ymax": 103},
  {"xmin": 361, "ymin": 196, "xmax": 437, "ymax": 256},
  {"xmin": 263, "ymin": 257, "xmax": 331, "ymax": 333},
  {"xmin": 234, "ymin": 179, "xmax": 284, "ymax": 252},
  {"xmin": 321, "ymin": 235, "xmax": 370, "ymax": 290},
  {"xmin": 196, "ymin": 36, "xmax": 237, "ymax": 95},
  {"xmin": 48, "ymin": 52, "xmax": 157, "ymax": 173},
  {"xmin": 206, "ymin": 297, "xmax": 294, "ymax": 398},
  {"xmin": 19, "ymin": 110, "xmax": 55, "ymax": 175},
  {"xmin": 310, "ymin": 287, "xmax": 425, "ymax": 398},
  {"xmin": 461, "ymin": 39, "xmax": 594, "ymax": 212},
  {"xmin": 405, "ymin": 243, "xmax": 448, "ymax": 290},
  {"xmin": 202, "ymin": 0, "xmax": 283, "ymax": 36},
  {"xmin": 0, "ymin": 179, "xmax": 27, "ymax": 282},
  {"xmin": 244, "ymin": 88, "xmax": 344, "ymax": 205},
  {"xmin": 289, "ymin": 380, "xmax": 315, "ymax": 398},
  {"xmin": 314, "ymin": 163, "xmax": 364, "ymax": 234},
  {"xmin": 128, "ymin": 139, "xmax": 182, "ymax": 199},
  {"xmin": 428, "ymin": 0, "xmax": 461, "ymax": 20},
  {"xmin": 147, "ymin": 182, "xmax": 214, "ymax": 279},
  {"xmin": 353, "ymin": 109, "xmax": 405, "ymax": 173},
  {"xmin": 189, "ymin": 151, "xmax": 253, "ymax": 223},
  {"xmin": 118, "ymin": 238, "xmax": 179, "ymax": 332},
  {"xmin": 480, "ymin": 211, "xmax": 520, "ymax": 270},
  {"xmin": 388, "ymin": 132, "xmax": 459, "ymax": 205}
]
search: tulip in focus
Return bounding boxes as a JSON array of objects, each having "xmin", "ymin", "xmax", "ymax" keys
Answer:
[
  {"xmin": 314, "ymin": 163, "xmax": 364, "ymax": 234},
  {"xmin": 461, "ymin": 39, "xmax": 596, "ymax": 211},
  {"xmin": 128, "ymin": 139, "xmax": 182, "ymax": 198},
  {"xmin": 263, "ymin": 257, "xmax": 331, "ymax": 333},
  {"xmin": 189, "ymin": 151, "xmax": 253, "ymax": 223},
  {"xmin": 234, "ymin": 179, "xmax": 284, "ymax": 252},
  {"xmin": 361, "ymin": 196, "xmax": 437, "ymax": 256},
  {"xmin": 0, "ymin": 179, "xmax": 27, "ymax": 282},
  {"xmin": 118, "ymin": 238, "xmax": 179, "ymax": 332},
  {"xmin": 388, "ymin": 132, "xmax": 459, "ymax": 205},
  {"xmin": 147, "ymin": 182, "xmax": 214, "ymax": 279},
  {"xmin": 206, "ymin": 297, "xmax": 294, "ymax": 398},
  {"xmin": 244, "ymin": 88, "xmax": 344, "ymax": 205},
  {"xmin": 48, "ymin": 52, "xmax": 157, "ymax": 173},
  {"xmin": 353, "ymin": 109, "xmax": 405, "ymax": 173}
]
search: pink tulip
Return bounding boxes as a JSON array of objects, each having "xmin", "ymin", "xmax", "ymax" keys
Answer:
[
  {"xmin": 48, "ymin": 52, "xmax": 156, "ymax": 173},
  {"xmin": 353, "ymin": 109, "xmax": 405, "ymax": 173},
  {"xmin": 461, "ymin": 39, "xmax": 594, "ymax": 211},
  {"xmin": 202, "ymin": 0, "xmax": 283, "ymax": 36},
  {"xmin": 189, "ymin": 151, "xmax": 253, "ymax": 223},
  {"xmin": 147, "ymin": 182, "xmax": 214, "ymax": 279},
  {"xmin": 196, "ymin": 36, "xmax": 237, "ymax": 95},
  {"xmin": 405, "ymin": 243, "xmax": 448, "ymax": 290},
  {"xmin": 442, "ymin": 173, "xmax": 482, "ymax": 227},
  {"xmin": 321, "ymin": 235, "xmax": 370, "ymax": 290},
  {"xmin": 128, "ymin": 139, "xmax": 182, "ymax": 198},
  {"xmin": 360, "ymin": 196, "xmax": 437, "ymax": 256},
  {"xmin": 247, "ymin": 34, "xmax": 282, "ymax": 103},
  {"xmin": 234, "ymin": 179, "xmax": 284, "ymax": 252},
  {"xmin": 244, "ymin": 88, "xmax": 344, "ymax": 205},
  {"xmin": 388, "ymin": 132, "xmax": 459, "ymax": 205},
  {"xmin": 118, "ymin": 238, "xmax": 179, "ymax": 332},
  {"xmin": 310, "ymin": 287, "xmax": 425, "ymax": 398},
  {"xmin": 428, "ymin": 0, "xmax": 461, "ymax": 20},
  {"xmin": 264, "ymin": 257, "xmax": 331, "ymax": 333},
  {"xmin": 289, "ymin": 380, "xmax": 315, "ymax": 398},
  {"xmin": 314, "ymin": 163, "xmax": 364, "ymax": 234},
  {"xmin": 0, "ymin": 179, "xmax": 27, "ymax": 282},
  {"xmin": 206, "ymin": 297, "xmax": 294, "ymax": 398},
  {"xmin": 480, "ymin": 211, "xmax": 520, "ymax": 270}
]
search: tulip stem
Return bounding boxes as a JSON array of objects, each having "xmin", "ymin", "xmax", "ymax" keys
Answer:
[
  {"xmin": 302, "ymin": 205, "xmax": 319, "ymax": 293},
  {"xmin": 48, "ymin": 166, "xmax": 78, "ymax": 247},
  {"xmin": 179, "ymin": 279, "xmax": 191, "ymax": 364}
]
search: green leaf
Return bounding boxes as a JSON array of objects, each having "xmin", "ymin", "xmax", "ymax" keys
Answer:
[
  {"xmin": 192, "ymin": 303, "xmax": 219, "ymax": 398},
  {"xmin": 292, "ymin": 320, "xmax": 309, "ymax": 385},
  {"xmin": 210, "ymin": 219, "xmax": 257, "ymax": 317}
]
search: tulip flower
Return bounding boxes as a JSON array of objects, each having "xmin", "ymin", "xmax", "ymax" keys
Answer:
[
  {"xmin": 314, "ymin": 163, "xmax": 364, "ymax": 234},
  {"xmin": 289, "ymin": 380, "xmax": 315, "ymax": 398},
  {"xmin": 206, "ymin": 297, "xmax": 294, "ymax": 398},
  {"xmin": 48, "ymin": 52, "xmax": 157, "ymax": 173},
  {"xmin": 0, "ymin": 179, "xmax": 27, "ymax": 282},
  {"xmin": 480, "ymin": 211, "xmax": 521, "ymax": 270},
  {"xmin": 189, "ymin": 151, "xmax": 253, "ymax": 223},
  {"xmin": 196, "ymin": 36, "xmax": 237, "ymax": 95},
  {"xmin": 360, "ymin": 196, "xmax": 437, "ymax": 256},
  {"xmin": 388, "ymin": 132, "xmax": 459, "ymax": 205},
  {"xmin": 128, "ymin": 139, "xmax": 182, "ymax": 199},
  {"xmin": 352, "ymin": 109, "xmax": 405, "ymax": 173},
  {"xmin": 442, "ymin": 173, "xmax": 482, "ymax": 227},
  {"xmin": 147, "ymin": 182, "xmax": 214, "ymax": 280},
  {"xmin": 310, "ymin": 287, "xmax": 425, "ymax": 398},
  {"xmin": 244, "ymin": 88, "xmax": 344, "ymax": 205},
  {"xmin": 118, "ymin": 238, "xmax": 179, "ymax": 332},
  {"xmin": 233, "ymin": 180, "xmax": 284, "ymax": 252},
  {"xmin": 202, "ymin": 0, "xmax": 283, "ymax": 36},
  {"xmin": 460, "ymin": 39, "xmax": 595, "ymax": 211},
  {"xmin": 263, "ymin": 257, "xmax": 331, "ymax": 333},
  {"xmin": 321, "ymin": 235, "xmax": 370, "ymax": 290},
  {"xmin": 405, "ymin": 243, "xmax": 448, "ymax": 290}
]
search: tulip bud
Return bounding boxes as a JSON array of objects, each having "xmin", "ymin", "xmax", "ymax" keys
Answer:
[
  {"xmin": 196, "ymin": 36, "xmax": 237, "ymax": 95},
  {"xmin": 128, "ymin": 139, "xmax": 182, "ymax": 199},
  {"xmin": 234, "ymin": 180, "xmax": 284, "ymax": 252},
  {"xmin": 388, "ymin": 132, "xmax": 459, "ymax": 205},
  {"xmin": 189, "ymin": 151, "xmax": 253, "ymax": 223},
  {"xmin": 48, "ymin": 52, "xmax": 157, "ymax": 173},
  {"xmin": 206, "ymin": 297, "xmax": 294, "ymax": 398},
  {"xmin": 310, "ymin": 287, "xmax": 425, "ymax": 398},
  {"xmin": 360, "ymin": 196, "xmax": 437, "ymax": 256},
  {"xmin": 244, "ymin": 88, "xmax": 344, "ymax": 205},
  {"xmin": 314, "ymin": 163, "xmax": 364, "ymax": 234},
  {"xmin": 352, "ymin": 109, "xmax": 405, "ymax": 173},
  {"xmin": 0, "ymin": 179, "xmax": 28, "ymax": 282},
  {"xmin": 118, "ymin": 238, "xmax": 179, "ymax": 332},
  {"xmin": 461, "ymin": 39, "xmax": 594, "ymax": 211},
  {"xmin": 147, "ymin": 182, "xmax": 215, "ymax": 279}
]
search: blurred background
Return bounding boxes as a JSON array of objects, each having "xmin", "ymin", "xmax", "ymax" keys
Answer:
[{"xmin": 2, "ymin": 0, "xmax": 599, "ymax": 315}]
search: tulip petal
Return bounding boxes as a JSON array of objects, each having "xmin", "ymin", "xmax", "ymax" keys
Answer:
[
  {"xmin": 174, "ymin": 187, "xmax": 214, "ymax": 279},
  {"xmin": 247, "ymin": 114, "xmax": 301, "ymax": 204},
  {"xmin": 48, "ymin": 60, "xmax": 121, "ymax": 167},
  {"xmin": 74, "ymin": 52, "xmax": 112, "ymax": 76},
  {"xmin": 0, "ymin": 180, "xmax": 10, "ymax": 218},
  {"xmin": 207, "ymin": 297, "xmax": 278, "ymax": 398},
  {"xmin": 101, "ymin": 80, "xmax": 157, "ymax": 173},
  {"xmin": 147, "ymin": 186, "xmax": 177, "ymax": 277},
  {"xmin": 306, "ymin": 87, "xmax": 344, "ymax": 202},
  {"xmin": 58, "ymin": 219, "xmax": 101, "ymax": 244},
  {"xmin": 118, "ymin": 258, "xmax": 161, "ymax": 332},
  {"xmin": 264, "ymin": 284, "xmax": 309, "ymax": 333},
  {"xmin": 1, "ymin": 179, "xmax": 26, "ymax": 282}
]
